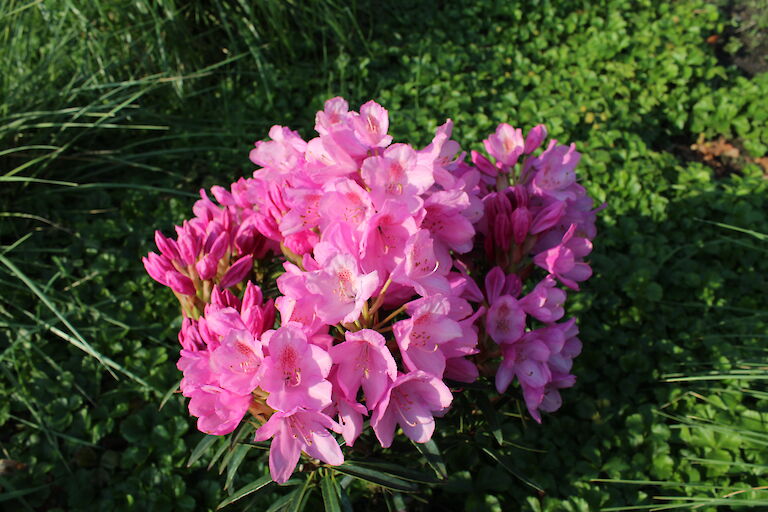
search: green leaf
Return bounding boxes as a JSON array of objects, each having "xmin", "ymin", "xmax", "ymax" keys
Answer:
[
  {"xmin": 265, "ymin": 488, "xmax": 300, "ymax": 512},
  {"xmin": 320, "ymin": 472, "xmax": 341, "ymax": 512},
  {"xmin": 481, "ymin": 447, "xmax": 543, "ymax": 493},
  {"xmin": 411, "ymin": 439, "xmax": 447, "ymax": 479},
  {"xmin": 330, "ymin": 462, "xmax": 420, "ymax": 492},
  {"xmin": 225, "ymin": 445, "xmax": 252, "ymax": 490},
  {"xmin": 217, "ymin": 475, "xmax": 273, "ymax": 510},
  {"xmin": 476, "ymin": 394, "xmax": 503, "ymax": 445},
  {"xmin": 349, "ymin": 459, "xmax": 440, "ymax": 483},
  {"xmin": 188, "ymin": 435, "xmax": 219, "ymax": 468},
  {"xmin": 288, "ymin": 474, "xmax": 315, "ymax": 512},
  {"xmin": 158, "ymin": 378, "xmax": 181, "ymax": 410}
]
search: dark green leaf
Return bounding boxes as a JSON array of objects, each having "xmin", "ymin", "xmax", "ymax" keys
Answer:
[
  {"xmin": 320, "ymin": 471, "xmax": 341, "ymax": 512},
  {"xmin": 481, "ymin": 447, "xmax": 543, "ymax": 493},
  {"xmin": 288, "ymin": 474, "xmax": 315, "ymax": 512},
  {"xmin": 265, "ymin": 488, "xmax": 300, "ymax": 512},
  {"xmin": 349, "ymin": 459, "xmax": 440, "ymax": 484},
  {"xmin": 216, "ymin": 475, "xmax": 273, "ymax": 510},
  {"xmin": 225, "ymin": 444, "xmax": 252, "ymax": 490},
  {"xmin": 330, "ymin": 463, "xmax": 419, "ymax": 492},
  {"xmin": 411, "ymin": 439, "xmax": 447, "ymax": 479},
  {"xmin": 476, "ymin": 394, "xmax": 503, "ymax": 445},
  {"xmin": 188, "ymin": 435, "xmax": 219, "ymax": 468}
]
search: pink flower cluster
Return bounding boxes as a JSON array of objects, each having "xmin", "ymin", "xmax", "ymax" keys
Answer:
[
  {"xmin": 144, "ymin": 98, "xmax": 600, "ymax": 483},
  {"xmin": 469, "ymin": 123, "xmax": 601, "ymax": 421}
]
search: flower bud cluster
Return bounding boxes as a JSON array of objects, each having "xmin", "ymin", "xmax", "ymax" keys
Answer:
[
  {"xmin": 143, "ymin": 190, "xmax": 275, "ymax": 316},
  {"xmin": 145, "ymin": 98, "xmax": 601, "ymax": 483}
]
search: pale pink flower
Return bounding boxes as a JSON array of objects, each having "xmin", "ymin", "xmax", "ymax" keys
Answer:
[
  {"xmin": 370, "ymin": 371, "xmax": 453, "ymax": 447},
  {"xmin": 483, "ymin": 123, "xmax": 525, "ymax": 168},
  {"xmin": 187, "ymin": 385, "xmax": 252, "ymax": 436},
  {"xmin": 362, "ymin": 143, "xmax": 434, "ymax": 213},
  {"xmin": 393, "ymin": 295, "xmax": 462, "ymax": 377},
  {"xmin": 253, "ymin": 408, "xmax": 343, "ymax": 483},
  {"xmin": 260, "ymin": 324, "xmax": 333, "ymax": 411},
  {"xmin": 329, "ymin": 329, "xmax": 397, "ymax": 409},
  {"xmin": 352, "ymin": 100, "xmax": 393, "ymax": 148}
]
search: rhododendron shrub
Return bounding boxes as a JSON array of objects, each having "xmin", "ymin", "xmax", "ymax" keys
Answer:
[{"xmin": 144, "ymin": 98, "xmax": 601, "ymax": 484}]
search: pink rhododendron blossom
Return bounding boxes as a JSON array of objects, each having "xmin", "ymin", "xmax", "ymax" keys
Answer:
[
  {"xmin": 329, "ymin": 329, "xmax": 397, "ymax": 409},
  {"xmin": 253, "ymin": 408, "xmax": 343, "ymax": 483},
  {"xmin": 533, "ymin": 224, "xmax": 593, "ymax": 290},
  {"xmin": 371, "ymin": 371, "xmax": 453, "ymax": 447},
  {"xmin": 519, "ymin": 276, "xmax": 566, "ymax": 323},
  {"xmin": 486, "ymin": 295, "xmax": 526, "ymax": 345},
  {"xmin": 261, "ymin": 323, "xmax": 333, "ymax": 411},
  {"xmin": 484, "ymin": 123, "xmax": 525, "ymax": 168},
  {"xmin": 187, "ymin": 385, "xmax": 252, "ymax": 435}
]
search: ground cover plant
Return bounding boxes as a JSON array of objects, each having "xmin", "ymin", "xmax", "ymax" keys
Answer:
[{"xmin": 1, "ymin": 0, "xmax": 766, "ymax": 510}]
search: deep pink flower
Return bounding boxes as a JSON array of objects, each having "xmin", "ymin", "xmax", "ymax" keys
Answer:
[
  {"xmin": 519, "ymin": 276, "xmax": 566, "ymax": 323},
  {"xmin": 533, "ymin": 224, "xmax": 592, "ymax": 290},
  {"xmin": 485, "ymin": 295, "xmax": 526, "ymax": 345}
]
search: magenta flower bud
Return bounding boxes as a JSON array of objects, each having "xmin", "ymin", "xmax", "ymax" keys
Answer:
[
  {"xmin": 178, "ymin": 318, "xmax": 206, "ymax": 351},
  {"xmin": 505, "ymin": 273, "xmax": 522, "ymax": 298},
  {"xmin": 193, "ymin": 189, "xmax": 219, "ymax": 221},
  {"xmin": 210, "ymin": 287, "xmax": 240, "ymax": 309},
  {"xmin": 207, "ymin": 231, "xmax": 229, "ymax": 262},
  {"xmin": 242, "ymin": 282, "xmax": 275, "ymax": 336},
  {"xmin": 195, "ymin": 253, "xmax": 219, "ymax": 281},
  {"xmin": 530, "ymin": 200, "xmax": 566, "ymax": 234},
  {"xmin": 511, "ymin": 185, "xmax": 528, "ymax": 209},
  {"xmin": 234, "ymin": 221, "xmax": 258, "ymax": 255},
  {"xmin": 511, "ymin": 207, "xmax": 531, "ymax": 245},
  {"xmin": 471, "ymin": 150, "xmax": 498, "ymax": 176},
  {"xmin": 165, "ymin": 270, "xmax": 196, "ymax": 296},
  {"xmin": 484, "ymin": 266, "xmax": 507, "ymax": 304},
  {"xmin": 219, "ymin": 255, "xmax": 253, "ymax": 288},
  {"xmin": 176, "ymin": 223, "xmax": 201, "ymax": 266},
  {"xmin": 142, "ymin": 253, "xmax": 172, "ymax": 285},
  {"xmin": 493, "ymin": 214, "xmax": 512, "ymax": 252},
  {"xmin": 524, "ymin": 124, "xmax": 547, "ymax": 154},
  {"xmin": 242, "ymin": 281, "xmax": 264, "ymax": 307},
  {"xmin": 210, "ymin": 185, "xmax": 233, "ymax": 206},
  {"xmin": 154, "ymin": 231, "xmax": 180, "ymax": 261}
]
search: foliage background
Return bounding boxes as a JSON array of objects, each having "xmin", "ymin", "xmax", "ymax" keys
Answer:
[{"xmin": 1, "ymin": 0, "xmax": 766, "ymax": 510}]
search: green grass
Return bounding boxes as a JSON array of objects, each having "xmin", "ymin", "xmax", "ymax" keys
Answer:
[{"xmin": 1, "ymin": 0, "xmax": 767, "ymax": 510}]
